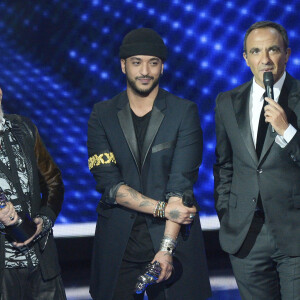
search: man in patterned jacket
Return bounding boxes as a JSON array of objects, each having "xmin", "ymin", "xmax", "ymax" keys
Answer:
[{"xmin": 0, "ymin": 87, "xmax": 66, "ymax": 299}]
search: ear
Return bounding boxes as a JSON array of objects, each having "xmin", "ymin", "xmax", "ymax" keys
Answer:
[
  {"xmin": 161, "ymin": 63, "xmax": 164, "ymax": 75},
  {"xmin": 285, "ymin": 48, "xmax": 291, "ymax": 64},
  {"xmin": 0, "ymin": 88, "xmax": 2, "ymax": 105},
  {"xmin": 121, "ymin": 59, "xmax": 126, "ymax": 74},
  {"xmin": 243, "ymin": 52, "xmax": 249, "ymax": 67}
]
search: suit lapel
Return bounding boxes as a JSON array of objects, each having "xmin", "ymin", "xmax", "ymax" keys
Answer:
[
  {"xmin": 232, "ymin": 82, "xmax": 258, "ymax": 165},
  {"xmin": 117, "ymin": 102, "xmax": 140, "ymax": 169},
  {"xmin": 141, "ymin": 89, "xmax": 166, "ymax": 168},
  {"xmin": 141, "ymin": 105, "xmax": 164, "ymax": 168},
  {"xmin": 117, "ymin": 89, "xmax": 166, "ymax": 170}
]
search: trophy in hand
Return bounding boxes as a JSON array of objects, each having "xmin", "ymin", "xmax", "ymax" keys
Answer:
[
  {"xmin": 0, "ymin": 192, "xmax": 37, "ymax": 243},
  {"xmin": 135, "ymin": 261, "xmax": 162, "ymax": 294}
]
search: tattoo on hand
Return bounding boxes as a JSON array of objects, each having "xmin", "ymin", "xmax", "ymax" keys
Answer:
[{"xmin": 169, "ymin": 209, "xmax": 180, "ymax": 220}]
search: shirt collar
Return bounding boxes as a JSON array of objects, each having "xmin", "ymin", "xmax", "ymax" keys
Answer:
[{"xmin": 252, "ymin": 72, "xmax": 286, "ymax": 102}]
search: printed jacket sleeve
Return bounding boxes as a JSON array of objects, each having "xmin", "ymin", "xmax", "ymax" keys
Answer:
[
  {"xmin": 87, "ymin": 104, "xmax": 123, "ymax": 206},
  {"xmin": 34, "ymin": 125, "xmax": 64, "ymax": 223}
]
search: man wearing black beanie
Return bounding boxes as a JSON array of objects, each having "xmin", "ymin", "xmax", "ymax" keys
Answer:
[{"xmin": 87, "ymin": 28, "xmax": 211, "ymax": 300}]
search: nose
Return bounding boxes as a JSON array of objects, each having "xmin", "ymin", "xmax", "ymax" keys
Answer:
[
  {"xmin": 261, "ymin": 50, "xmax": 272, "ymax": 64},
  {"xmin": 140, "ymin": 62, "xmax": 149, "ymax": 76}
]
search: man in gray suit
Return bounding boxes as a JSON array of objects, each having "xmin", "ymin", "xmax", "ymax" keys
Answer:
[{"xmin": 214, "ymin": 21, "xmax": 300, "ymax": 299}]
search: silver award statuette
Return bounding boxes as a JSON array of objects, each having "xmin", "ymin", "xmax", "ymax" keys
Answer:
[
  {"xmin": 135, "ymin": 261, "xmax": 162, "ymax": 294},
  {"xmin": 0, "ymin": 192, "xmax": 37, "ymax": 243}
]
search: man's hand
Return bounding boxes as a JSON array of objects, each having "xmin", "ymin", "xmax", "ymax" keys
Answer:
[
  {"xmin": 13, "ymin": 217, "xmax": 43, "ymax": 248},
  {"xmin": 152, "ymin": 251, "xmax": 173, "ymax": 283},
  {"xmin": 0, "ymin": 202, "xmax": 18, "ymax": 226},
  {"xmin": 264, "ymin": 97, "xmax": 289, "ymax": 136},
  {"xmin": 165, "ymin": 197, "xmax": 196, "ymax": 224}
]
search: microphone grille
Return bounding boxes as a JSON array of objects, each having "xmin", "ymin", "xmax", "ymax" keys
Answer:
[{"xmin": 263, "ymin": 72, "xmax": 274, "ymax": 85}]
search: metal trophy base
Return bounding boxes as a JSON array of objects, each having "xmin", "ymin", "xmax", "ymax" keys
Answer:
[{"xmin": 5, "ymin": 212, "xmax": 37, "ymax": 243}]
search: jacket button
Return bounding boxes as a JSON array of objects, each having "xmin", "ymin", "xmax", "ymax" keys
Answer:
[
  {"xmin": 130, "ymin": 214, "xmax": 135, "ymax": 219},
  {"xmin": 252, "ymin": 198, "xmax": 256, "ymax": 203},
  {"xmin": 257, "ymin": 169, "xmax": 263, "ymax": 174},
  {"xmin": 290, "ymin": 154, "xmax": 296, "ymax": 161}
]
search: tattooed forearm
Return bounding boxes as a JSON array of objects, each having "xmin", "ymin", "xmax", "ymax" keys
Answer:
[
  {"xmin": 126, "ymin": 187, "xmax": 152, "ymax": 204},
  {"xmin": 139, "ymin": 200, "xmax": 154, "ymax": 208},
  {"xmin": 126, "ymin": 187, "xmax": 140, "ymax": 201},
  {"xmin": 119, "ymin": 201, "xmax": 130, "ymax": 206},
  {"xmin": 116, "ymin": 191, "xmax": 129, "ymax": 198},
  {"xmin": 116, "ymin": 185, "xmax": 155, "ymax": 213}
]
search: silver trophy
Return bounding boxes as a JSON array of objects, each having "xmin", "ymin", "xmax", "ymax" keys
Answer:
[
  {"xmin": 135, "ymin": 261, "xmax": 162, "ymax": 294},
  {"xmin": 0, "ymin": 192, "xmax": 37, "ymax": 243}
]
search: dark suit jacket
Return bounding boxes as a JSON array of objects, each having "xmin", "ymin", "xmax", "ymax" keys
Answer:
[
  {"xmin": 0, "ymin": 114, "xmax": 64, "ymax": 292},
  {"xmin": 87, "ymin": 88, "xmax": 211, "ymax": 300},
  {"xmin": 214, "ymin": 73, "xmax": 300, "ymax": 256}
]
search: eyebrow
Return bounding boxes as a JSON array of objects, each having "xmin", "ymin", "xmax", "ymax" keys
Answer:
[
  {"xmin": 249, "ymin": 45, "xmax": 281, "ymax": 53},
  {"xmin": 129, "ymin": 57, "xmax": 160, "ymax": 62}
]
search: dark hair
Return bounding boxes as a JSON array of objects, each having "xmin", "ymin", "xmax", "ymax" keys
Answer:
[{"xmin": 243, "ymin": 21, "xmax": 289, "ymax": 53}]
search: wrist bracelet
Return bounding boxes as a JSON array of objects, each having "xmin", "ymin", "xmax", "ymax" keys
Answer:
[
  {"xmin": 153, "ymin": 201, "xmax": 166, "ymax": 218},
  {"xmin": 159, "ymin": 235, "xmax": 177, "ymax": 255}
]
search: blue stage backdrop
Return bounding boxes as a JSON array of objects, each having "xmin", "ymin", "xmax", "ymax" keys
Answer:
[{"xmin": 0, "ymin": 0, "xmax": 300, "ymax": 232}]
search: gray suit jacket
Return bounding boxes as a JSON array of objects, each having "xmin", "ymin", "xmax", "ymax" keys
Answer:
[{"xmin": 214, "ymin": 72, "xmax": 300, "ymax": 256}]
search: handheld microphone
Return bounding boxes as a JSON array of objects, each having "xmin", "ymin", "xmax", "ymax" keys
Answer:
[
  {"xmin": 263, "ymin": 71, "xmax": 274, "ymax": 99},
  {"xmin": 182, "ymin": 190, "xmax": 195, "ymax": 208},
  {"xmin": 181, "ymin": 190, "xmax": 195, "ymax": 240},
  {"xmin": 263, "ymin": 72, "xmax": 275, "ymax": 133}
]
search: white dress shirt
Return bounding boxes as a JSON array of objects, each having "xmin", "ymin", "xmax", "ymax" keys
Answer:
[{"xmin": 249, "ymin": 72, "xmax": 296, "ymax": 148}]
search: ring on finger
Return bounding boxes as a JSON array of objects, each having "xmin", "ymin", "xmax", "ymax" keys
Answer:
[
  {"xmin": 9, "ymin": 215, "xmax": 14, "ymax": 221},
  {"xmin": 189, "ymin": 214, "xmax": 195, "ymax": 219}
]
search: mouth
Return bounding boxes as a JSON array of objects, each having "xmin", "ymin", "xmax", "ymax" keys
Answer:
[
  {"xmin": 139, "ymin": 79, "xmax": 151, "ymax": 84},
  {"xmin": 137, "ymin": 77, "xmax": 153, "ymax": 85},
  {"xmin": 260, "ymin": 68, "xmax": 274, "ymax": 73}
]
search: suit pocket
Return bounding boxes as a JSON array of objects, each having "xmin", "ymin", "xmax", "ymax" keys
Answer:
[
  {"xmin": 229, "ymin": 193, "xmax": 237, "ymax": 208},
  {"xmin": 152, "ymin": 140, "xmax": 176, "ymax": 153}
]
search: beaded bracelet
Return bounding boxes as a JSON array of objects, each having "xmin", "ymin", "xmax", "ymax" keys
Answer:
[{"xmin": 153, "ymin": 201, "xmax": 166, "ymax": 218}]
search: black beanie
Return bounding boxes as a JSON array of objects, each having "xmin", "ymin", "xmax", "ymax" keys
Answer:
[{"xmin": 119, "ymin": 28, "xmax": 168, "ymax": 61}]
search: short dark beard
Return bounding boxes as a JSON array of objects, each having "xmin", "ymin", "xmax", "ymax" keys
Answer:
[
  {"xmin": 123, "ymin": 58, "xmax": 162, "ymax": 97},
  {"xmin": 127, "ymin": 74, "xmax": 160, "ymax": 97}
]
